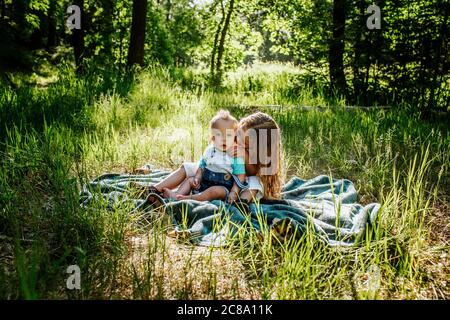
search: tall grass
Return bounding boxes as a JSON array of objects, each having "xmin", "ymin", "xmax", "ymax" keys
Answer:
[{"xmin": 0, "ymin": 63, "xmax": 448, "ymax": 299}]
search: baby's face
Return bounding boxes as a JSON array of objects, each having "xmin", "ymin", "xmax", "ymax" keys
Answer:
[{"xmin": 211, "ymin": 119, "xmax": 236, "ymax": 151}]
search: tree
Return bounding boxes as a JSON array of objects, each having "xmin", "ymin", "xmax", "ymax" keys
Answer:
[
  {"xmin": 210, "ymin": 0, "xmax": 236, "ymax": 86},
  {"xmin": 350, "ymin": 0, "xmax": 367, "ymax": 105},
  {"xmin": 46, "ymin": 0, "xmax": 57, "ymax": 48},
  {"xmin": 210, "ymin": 0, "xmax": 227, "ymax": 82},
  {"xmin": 424, "ymin": 1, "xmax": 449, "ymax": 115},
  {"xmin": 329, "ymin": 0, "xmax": 347, "ymax": 97},
  {"xmin": 73, "ymin": 0, "xmax": 86, "ymax": 73},
  {"xmin": 127, "ymin": 0, "xmax": 148, "ymax": 67},
  {"xmin": 100, "ymin": 0, "xmax": 115, "ymax": 57},
  {"xmin": 1, "ymin": 0, "xmax": 5, "ymax": 20}
]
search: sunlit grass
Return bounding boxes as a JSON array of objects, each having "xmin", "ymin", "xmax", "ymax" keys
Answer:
[{"xmin": 0, "ymin": 64, "xmax": 448, "ymax": 299}]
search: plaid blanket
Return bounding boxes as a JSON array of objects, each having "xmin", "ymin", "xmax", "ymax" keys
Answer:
[{"xmin": 80, "ymin": 167, "xmax": 380, "ymax": 247}]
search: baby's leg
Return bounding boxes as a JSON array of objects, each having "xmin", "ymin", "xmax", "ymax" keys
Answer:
[
  {"xmin": 177, "ymin": 177, "xmax": 194, "ymax": 195},
  {"xmin": 178, "ymin": 186, "xmax": 227, "ymax": 201},
  {"xmin": 164, "ymin": 177, "xmax": 194, "ymax": 199},
  {"xmin": 154, "ymin": 165, "xmax": 187, "ymax": 192}
]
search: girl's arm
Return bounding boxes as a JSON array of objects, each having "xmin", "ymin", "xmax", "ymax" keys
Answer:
[
  {"xmin": 231, "ymin": 143, "xmax": 258, "ymax": 176},
  {"xmin": 229, "ymin": 154, "xmax": 246, "ymax": 203}
]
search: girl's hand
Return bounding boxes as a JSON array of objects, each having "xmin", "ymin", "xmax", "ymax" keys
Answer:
[
  {"xmin": 228, "ymin": 145, "xmax": 238, "ymax": 158},
  {"xmin": 229, "ymin": 145, "xmax": 245, "ymax": 158}
]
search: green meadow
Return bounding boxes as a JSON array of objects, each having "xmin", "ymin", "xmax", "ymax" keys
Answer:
[{"xmin": 1, "ymin": 63, "xmax": 448, "ymax": 299}]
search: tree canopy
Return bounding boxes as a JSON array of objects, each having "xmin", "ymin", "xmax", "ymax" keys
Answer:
[{"xmin": 0, "ymin": 0, "xmax": 448, "ymax": 112}]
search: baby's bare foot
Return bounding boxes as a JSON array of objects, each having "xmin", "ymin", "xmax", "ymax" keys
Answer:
[{"xmin": 162, "ymin": 188, "xmax": 178, "ymax": 199}]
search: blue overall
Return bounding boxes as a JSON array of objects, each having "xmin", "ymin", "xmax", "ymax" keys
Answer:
[{"xmin": 195, "ymin": 168, "xmax": 248, "ymax": 201}]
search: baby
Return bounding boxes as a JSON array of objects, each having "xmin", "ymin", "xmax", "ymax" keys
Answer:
[{"xmin": 164, "ymin": 110, "xmax": 247, "ymax": 203}]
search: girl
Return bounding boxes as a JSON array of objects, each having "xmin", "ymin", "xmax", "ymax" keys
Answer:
[{"xmin": 138, "ymin": 111, "xmax": 284, "ymax": 203}]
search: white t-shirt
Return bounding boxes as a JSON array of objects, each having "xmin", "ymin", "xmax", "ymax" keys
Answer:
[{"xmin": 198, "ymin": 145, "xmax": 246, "ymax": 175}]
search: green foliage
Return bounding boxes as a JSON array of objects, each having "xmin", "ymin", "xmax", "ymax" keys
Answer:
[
  {"xmin": 2, "ymin": 0, "xmax": 448, "ymax": 110},
  {"xmin": 258, "ymin": 0, "xmax": 332, "ymax": 65},
  {"xmin": 145, "ymin": 1, "xmax": 174, "ymax": 66},
  {"xmin": 165, "ymin": 0, "xmax": 206, "ymax": 66}
]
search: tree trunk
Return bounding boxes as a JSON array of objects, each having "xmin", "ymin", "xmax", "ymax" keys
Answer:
[
  {"xmin": 46, "ymin": 0, "xmax": 57, "ymax": 48},
  {"xmin": 214, "ymin": 0, "xmax": 235, "ymax": 86},
  {"xmin": 30, "ymin": 13, "xmax": 45, "ymax": 49},
  {"xmin": 119, "ymin": 24, "xmax": 126, "ymax": 66},
  {"xmin": 127, "ymin": 0, "xmax": 148, "ymax": 67},
  {"xmin": 73, "ymin": 0, "xmax": 85, "ymax": 74},
  {"xmin": 210, "ymin": 0, "xmax": 226, "ymax": 81},
  {"xmin": 329, "ymin": 0, "xmax": 347, "ymax": 96},
  {"xmin": 100, "ymin": 0, "xmax": 115, "ymax": 57},
  {"xmin": 1, "ymin": 0, "xmax": 5, "ymax": 19},
  {"xmin": 165, "ymin": 0, "xmax": 171, "ymax": 22},
  {"xmin": 13, "ymin": 0, "xmax": 26, "ymax": 42},
  {"xmin": 351, "ymin": 0, "xmax": 366, "ymax": 105},
  {"xmin": 428, "ymin": 1, "xmax": 449, "ymax": 111},
  {"xmin": 13, "ymin": 0, "xmax": 25, "ymax": 22}
]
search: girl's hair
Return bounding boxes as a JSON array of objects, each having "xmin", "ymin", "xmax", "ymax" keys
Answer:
[{"xmin": 239, "ymin": 112, "xmax": 284, "ymax": 200}]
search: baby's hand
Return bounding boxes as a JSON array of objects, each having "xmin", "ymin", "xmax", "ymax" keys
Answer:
[
  {"xmin": 227, "ymin": 191, "xmax": 238, "ymax": 204},
  {"xmin": 190, "ymin": 177, "xmax": 200, "ymax": 189}
]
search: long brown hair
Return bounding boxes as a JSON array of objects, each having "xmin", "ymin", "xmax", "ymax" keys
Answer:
[{"xmin": 239, "ymin": 112, "xmax": 284, "ymax": 200}]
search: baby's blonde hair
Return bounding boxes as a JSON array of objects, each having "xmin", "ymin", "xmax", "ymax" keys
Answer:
[
  {"xmin": 210, "ymin": 109, "xmax": 238, "ymax": 129},
  {"xmin": 239, "ymin": 112, "xmax": 284, "ymax": 200}
]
